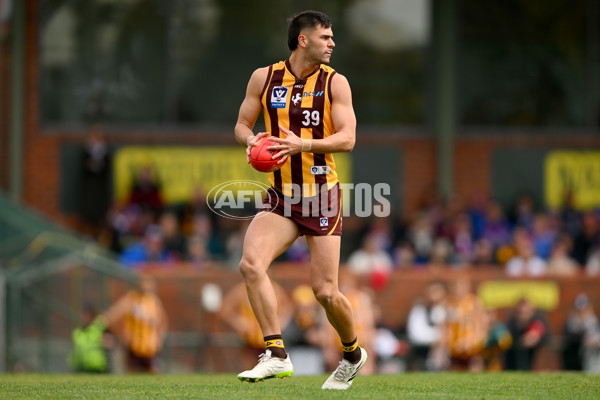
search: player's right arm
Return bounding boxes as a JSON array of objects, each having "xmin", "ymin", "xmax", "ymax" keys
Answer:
[{"xmin": 234, "ymin": 67, "xmax": 271, "ymax": 161}]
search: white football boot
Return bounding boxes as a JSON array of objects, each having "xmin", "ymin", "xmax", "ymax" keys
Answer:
[
  {"xmin": 237, "ymin": 349, "xmax": 294, "ymax": 383},
  {"xmin": 321, "ymin": 347, "xmax": 368, "ymax": 390}
]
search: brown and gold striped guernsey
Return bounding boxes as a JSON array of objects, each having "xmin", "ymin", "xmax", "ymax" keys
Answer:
[{"xmin": 261, "ymin": 60, "xmax": 338, "ymax": 197}]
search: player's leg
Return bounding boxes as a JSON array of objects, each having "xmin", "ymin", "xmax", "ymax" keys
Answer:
[
  {"xmin": 306, "ymin": 235, "xmax": 368, "ymax": 390},
  {"xmin": 306, "ymin": 235, "xmax": 355, "ymax": 341},
  {"xmin": 237, "ymin": 211, "xmax": 298, "ymax": 382},
  {"xmin": 239, "ymin": 211, "xmax": 298, "ymax": 338}
]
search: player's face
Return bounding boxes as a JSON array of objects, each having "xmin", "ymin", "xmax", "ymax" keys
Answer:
[{"xmin": 302, "ymin": 25, "xmax": 335, "ymax": 64}]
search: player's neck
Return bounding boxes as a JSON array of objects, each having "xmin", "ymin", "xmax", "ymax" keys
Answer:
[{"xmin": 287, "ymin": 53, "xmax": 319, "ymax": 79}]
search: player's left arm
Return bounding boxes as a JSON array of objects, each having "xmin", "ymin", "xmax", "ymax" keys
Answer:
[{"xmin": 269, "ymin": 73, "xmax": 356, "ymax": 163}]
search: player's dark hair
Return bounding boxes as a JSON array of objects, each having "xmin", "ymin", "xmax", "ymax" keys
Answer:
[{"xmin": 287, "ymin": 10, "xmax": 332, "ymax": 51}]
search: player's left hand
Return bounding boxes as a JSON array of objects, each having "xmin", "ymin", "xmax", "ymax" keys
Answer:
[{"xmin": 268, "ymin": 125, "xmax": 303, "ymax": 164}]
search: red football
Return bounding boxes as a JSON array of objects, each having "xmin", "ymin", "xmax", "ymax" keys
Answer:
[{"xmin": 249, "ymin": 138, "xmax": 281, "ymax": 173}]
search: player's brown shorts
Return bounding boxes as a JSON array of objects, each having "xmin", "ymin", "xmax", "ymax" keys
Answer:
[{"xmin": 262, "ymin": 183, "xmax": 342, "ymax": 236}]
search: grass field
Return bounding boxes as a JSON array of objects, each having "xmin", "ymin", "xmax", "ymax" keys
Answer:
[{"xmin": 0, "ymin": 373, "xmax": 599, "ymax": 399}]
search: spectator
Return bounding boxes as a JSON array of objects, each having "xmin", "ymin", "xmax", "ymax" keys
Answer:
[
  {"xmin": 505, "ymin": 229, "xmax": 547, "ymax": 276},
  {"xmin": 191, "ymin": 213, "xmax": 222, "ymax": 259},
  {"xmin": 347, "ymin": 231, "xmax": 393, "ymax": 278},
  {"xmin": 409, "ymin": 213, "xmax": 435, "ymax": 263},
  {"xmin": 559, "ymin": 189, "xmax": 582, "ymax": 238},
  {"xmin": 103, "ymin": 275, "xmax": 169, "ymax": 373},
  {"xmin": 504, "ymin": 298, "xmax": 549, "ymax": 371},
  {"xmin": 428, "ymin": 238, "xmax": 454, "ymax": 270},
  {"xmin": 393, "ymin": 241, "xmax": 416, "ymax": 270},
  {"xmin": 451, "ymin": 213, "xmax": 475, "ymax": 265},
  {"xmin": 482, "ymin": 309, "xmax": 512, "ymax": 371},
  {"xmin": 181, "ymin": 186, "xmax": 211, "ymax": 236},
  {"xmin": 69, "ymin": 305, "xmax": 113, "ymax": 373},
  {"xmin": 80, "ymin": 127, "xmax": 110, "ymax": 236},
  {"xmin": 509, "ymin": 192, "xmax": 536, "ymax": 232},
  {"xmin": 562, "ymin": 294, "xmax": 600, "ymax": 372},
  {"xmin": 586, "ymin": 248, "xmax": 600, "ymax": 276},
  {"xmin": 481, "ymin": 201, "xmax": 512, "ymax": 251},
  {"xmin": 466, "ymin": 192, "xmax": 489, "ymax": 240},
  {"xmin": 284, "ymin": 236, "xmax": 311, "ymax": 263},
  {"xmin": 186, "ymin": 234, "xmax": 210, "ymax": 266},
  {"xmin": 441, "ymin": 277, "xmax": 488, "ymax": 371},
  {"xmin": 159, "ymin": 210, "xmax": 187, "ymax": 261},
  {"xmin": 119, "ymin": 225, "xmax": 172, "ymax": 267},
  {"xmin": 571, "ymin": 211, "xmax": 600, "ymax": 266},
  {"xmin": 531, "ymin": 213, "xmax": 558, "ymax": 260},
  {"xmin": 128, "ymin": 165, "xmax": 164, "ymax": 216},
  {"xmin": 546, "ymin": 235, "xmax": 579, "ymax": 276},
  {"xmin": 471, "ymin": 238, "xmax": 495, "ymax": 266},
  {"xmin": 406, "ymin": 281, "xmax": 448, "ymax": 371}
]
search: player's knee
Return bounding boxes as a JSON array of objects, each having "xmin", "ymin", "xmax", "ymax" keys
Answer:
[
  {"xmin": 238, "ymin": 257, "xmax": 263, "ymax": 282},
  {"xmin": 313, "ymin": 285, "xmax": 336, "ymax": 306}
]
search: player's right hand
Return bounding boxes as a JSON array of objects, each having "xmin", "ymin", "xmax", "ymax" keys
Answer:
[{"xmin": 246, "ymin": 131, "xmax": 270, "ymax": 163}]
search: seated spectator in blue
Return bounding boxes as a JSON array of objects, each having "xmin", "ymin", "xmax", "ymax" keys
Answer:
[
  {"xmin": 159, "ymin": 210, "xmax": 187, "ymax": 261},
  {"xmin": 120, "ymin": 225, "xmax": 171, "ymax": 267},
  {"xmin": 466, "ymin": 193, "xmax": 489, "ymax": 240},
  {"xmin": 451, "ymin": 213, "xmax": 475, "ymax": 265},
  {"xmin": 508, "ymin": 193, "xmax": 536, "ymax": 232},
  {"xmin": 481, "ymin": 201, "xmax": 512, "ymax": 250},
  {"xmin": 531, "ymin": 213, "xmax": 557, "ymax": 260}
]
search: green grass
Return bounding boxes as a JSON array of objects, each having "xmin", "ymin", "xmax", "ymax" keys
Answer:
[{"xmin": 0, "ymin": 373, "xmax": 599, "ymax": 399}]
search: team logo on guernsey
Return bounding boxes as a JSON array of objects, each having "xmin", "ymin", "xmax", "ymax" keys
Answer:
[
  {"xmin": 311, "ymin": 166, "xmax": 331, "ymax": 175},
  {"xmin": 271, "ymin": 86, "xmax": 289, "ymax": 108},
  {"xmin": 292, "ymin": 93, "xmax": 302, "ymax": 106}
]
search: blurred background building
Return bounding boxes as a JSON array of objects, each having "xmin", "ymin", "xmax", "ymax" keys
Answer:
[{"xmin": 0, "ymin": 0, "xmax": 600, "ymax": 374}]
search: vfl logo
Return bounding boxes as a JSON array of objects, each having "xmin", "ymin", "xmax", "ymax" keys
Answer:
[
  {"xmin": 292, "ymin": 93, "xmax": 302, "ymax": 106},
  {"xmin": 320, "ymin": 217, "xmax": 329, "ymax": 227},
  {"xmin": 271, "ymin": 86, "xmax": 288, "ymax": 108}
]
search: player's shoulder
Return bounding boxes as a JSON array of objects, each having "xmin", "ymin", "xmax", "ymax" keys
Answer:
[
  {"xmin": 249, "ymin": 61, "xmax": 285, "ymax": 83},
  {"xmin": 249, "ymin": 66, "xmax": 271, "ymax": 82},
  {"xmin": 328, "ymin": 69, "xmax": 351, "ymax": 95}
]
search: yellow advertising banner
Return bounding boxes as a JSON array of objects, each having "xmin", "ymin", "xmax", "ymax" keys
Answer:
[
  {"xmin": 477, "ymin": 281, "xmax": 559, "ymax": 310},
  {"xmin": 113, "ymin": 146, "xmax": 351, "ymax": 204},
  {"xmin": 545, "ymin": 151, "xmax": 600, "ymax": 210}
]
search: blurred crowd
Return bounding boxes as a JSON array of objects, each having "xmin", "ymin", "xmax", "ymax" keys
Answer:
[
  {"xmin": 87, "ymin": 160, "xmax": 600, "ymax": 280},
  {"xmin": 72, "ymin": 270, "xmax": 600, "ymax": 375},
  {"xmin": 219, "ymin": 272, "xmax": 600, "ymax": 374},
  {"xmin": 402, "ymin": 279, "xmax": 600, "ymax": 373}
]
